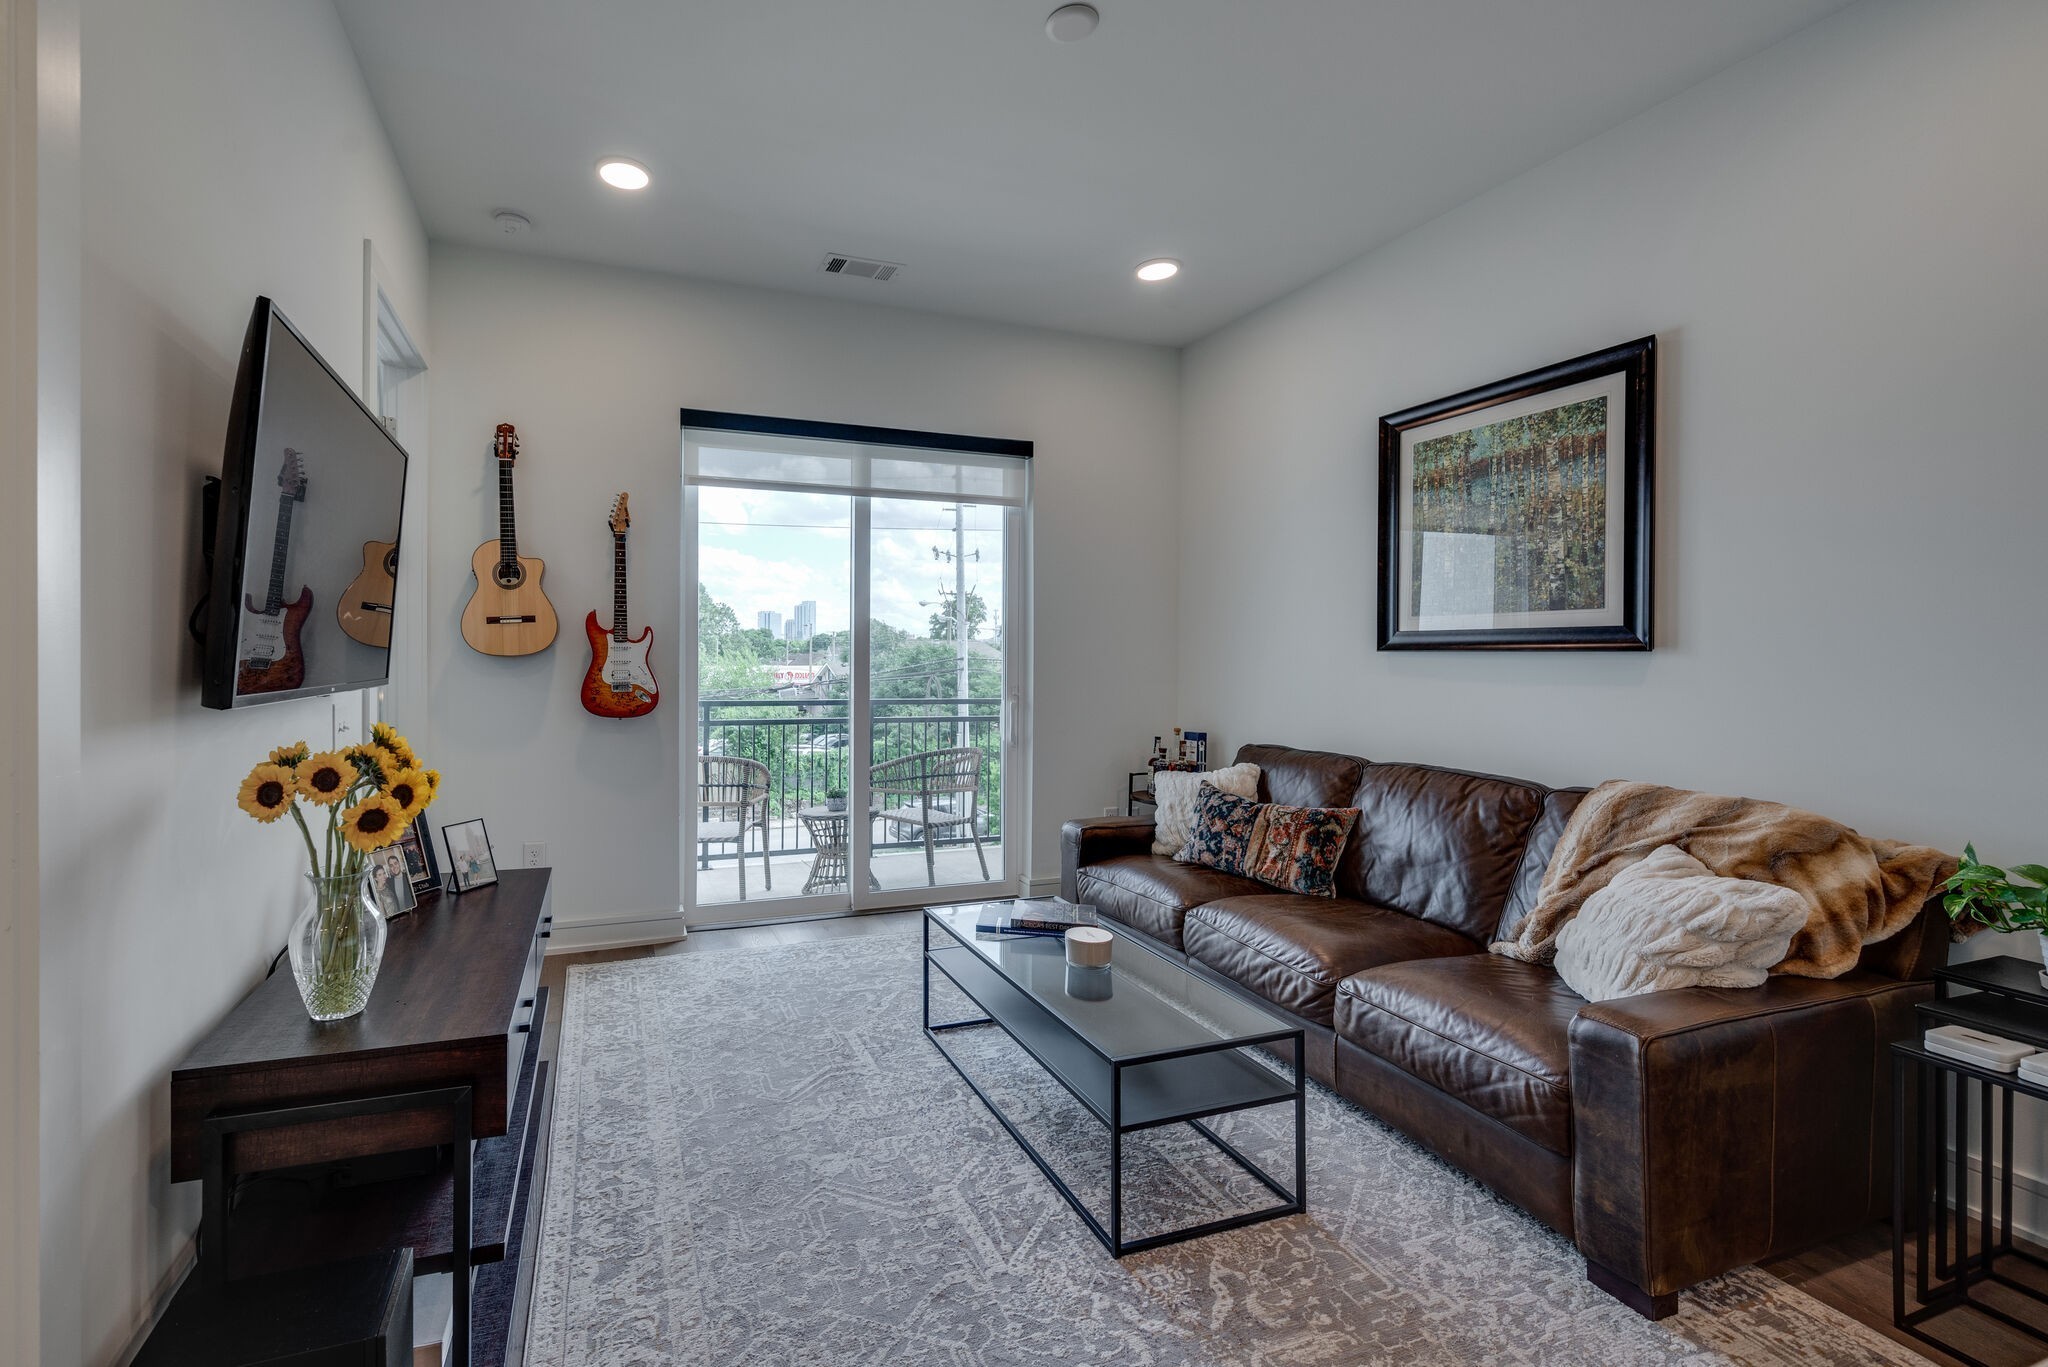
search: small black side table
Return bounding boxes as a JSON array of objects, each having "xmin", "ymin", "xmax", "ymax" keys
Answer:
[
  {"xmin": 1892, "ymin": 954, "xmax": 2048, "ymax": 1367},
  {"xmin": 1127, "ymin": 772, "xmax": 1156, "ymax": 818},
  {"xmin": 132, "ymin": 1249, "xmax": 413, "ymax": 1366}
]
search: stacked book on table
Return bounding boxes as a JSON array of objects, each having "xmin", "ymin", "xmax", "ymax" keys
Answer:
[{"xmin": 974, "ymin": 898, "xmax": 1100, "ymax": 940}]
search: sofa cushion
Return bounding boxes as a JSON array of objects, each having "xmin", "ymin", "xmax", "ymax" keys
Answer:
[
  {"xmin": 1184, "ymin": 895, "xmax": 1479, "ymax": 1025},
  {"xmin": 1337, "ymin": 763, "xmax": 1549, "ymax": 941},
  {"xmin": 1075, "ymin": 855, "xmax": 1267, "ymax": 952},
  {"xmin": 1335, "ymin": 956, "xmax": 1585, "ymax": 1156},
  {"xmin": 1494, "ymin": 787, "xmax": 1592, "ymax": 946},
  {"xmin": 1235, "ymin": 743, "xmax": 1367, "ymax": 810}
]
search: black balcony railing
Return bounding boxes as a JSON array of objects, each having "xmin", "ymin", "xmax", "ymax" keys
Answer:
[{"xmin": 695, "ymin": 697, "xmax": 1002, "ymax": 862}]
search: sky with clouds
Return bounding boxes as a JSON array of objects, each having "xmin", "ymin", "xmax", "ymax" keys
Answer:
[{"xmin": 697, "ymin": 487, "xmax": 1006, "ymax": 641}]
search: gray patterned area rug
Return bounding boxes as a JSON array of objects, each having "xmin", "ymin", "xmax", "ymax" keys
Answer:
[{"xmin": 527, "ymin": 929, "xmax": 1921, "ymax": 1366}]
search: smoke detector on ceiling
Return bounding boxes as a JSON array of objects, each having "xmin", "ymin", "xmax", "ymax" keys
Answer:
[
  {"xmin": 492, "ymin": 210, "xmax": 532, "ymax": 237},
  {"xmin": 821, "ymin": 253, "xmax": 903, "ymax": 282}
]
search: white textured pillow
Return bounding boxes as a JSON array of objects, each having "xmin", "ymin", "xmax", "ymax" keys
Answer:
[
  {"xmin": 1152, "ymin": 764, "xmax": 1261, "ymax": 856},
  {"xmin": 1553, "ymin": 844, "xmax": 1810, "ymax": 1002}
]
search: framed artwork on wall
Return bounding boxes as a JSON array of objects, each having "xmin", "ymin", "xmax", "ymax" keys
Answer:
[
  {"xmin": 1377, "ymin": 335, "xmax": 1654, "ymax": 650},
  {"xmin": 441, "ymin": 817, "xmax": 500, "ymax": 894}
]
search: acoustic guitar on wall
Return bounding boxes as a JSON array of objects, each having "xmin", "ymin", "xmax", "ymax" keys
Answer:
[
  {"xmin": 337, "ymin": 540, "xmax": 398, "ymax": 647},
  {"xmin": 459, "ymin": 422, "xmax": 558, "ymax": 656},
  {"xmin": 580, "ymin": 493, "xmax": 658, "ymax": 718},
  {"xmin": 236, "ymin": 449, "xmax": 312, "ymax": 695}
]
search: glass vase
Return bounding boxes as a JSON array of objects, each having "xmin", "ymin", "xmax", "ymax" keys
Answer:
[{"xmin": 287, "ymin": 867, "xmax": 387, "ymax": 1022}]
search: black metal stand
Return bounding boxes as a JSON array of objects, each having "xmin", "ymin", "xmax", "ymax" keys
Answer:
[
  {"xmin": 199, "ymin": 1085, "xmax": 477, "ymax": 1367},
  {"xmin": 1892, "ymin": 956, "xmax": 2048, "ymax": 1367},
  {"xmin": 921, "ymin": 914, "xmax": 1305, "ymax": 1257}
]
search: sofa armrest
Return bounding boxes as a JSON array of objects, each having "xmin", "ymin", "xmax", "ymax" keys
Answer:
[
  {"xmin": 1569, "ymin": 973, "xmax": 1929, "ymax": 1306},
  {"xmin": 1060, "ymin": 816, "xmax": 1156, "ymax": 901}
]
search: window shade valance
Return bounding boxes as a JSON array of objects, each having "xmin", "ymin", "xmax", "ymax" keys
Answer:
[{"xmin": 682, "ymin": 410, "xmax": 1030, "ymax": 507}]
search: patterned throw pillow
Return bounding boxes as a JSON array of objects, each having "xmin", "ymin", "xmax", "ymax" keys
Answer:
[
  {"xmin": 1152, "ymin": 762, "xmax": 1261, "ymax": 856},
  {"xmin": 1174, "ymin": 783, "xmax": 1267, "ymax": 877},
  {"xmin": 1244, "ymin": 802, "xmax": 1361, "ymax": 898}
]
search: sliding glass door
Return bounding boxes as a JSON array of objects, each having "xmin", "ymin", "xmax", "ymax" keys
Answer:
[{"xmin": 682, "ymin": 416, "xmax": 1029, "ymax": 925}]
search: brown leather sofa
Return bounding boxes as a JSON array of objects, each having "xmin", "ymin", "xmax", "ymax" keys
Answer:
[{"xmin": 1060, "ymin": 743, "xmax": 1946, "ymax": 1318}]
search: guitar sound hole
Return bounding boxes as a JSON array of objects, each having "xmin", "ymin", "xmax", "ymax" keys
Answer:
[{"xmin": 493, "ymin": 561, "xmax": 525, "ymax": 589}]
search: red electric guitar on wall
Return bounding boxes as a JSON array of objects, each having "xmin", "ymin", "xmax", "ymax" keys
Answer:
[
  {"xmin": 236, "ymin": 449, "xmax": 312, "ymax": 695},
  {"xmin": 580, "ymin": 494, "xmax": 658, "ymax": 718}
]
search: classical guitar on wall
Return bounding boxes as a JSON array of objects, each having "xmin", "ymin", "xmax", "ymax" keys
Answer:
[
  {"xmin": 459, "ymin": 422, "xmax": 559, "ymax": 656},
  {"xmin": 236, "ymin": 449, "xmax": 312, "ymax": 695},
  {"xmin": 337, "ymin": 540, "xmax": 398, "ymax": 647},
  {"xmin": 580, "ymin": 493, "xmax": 659, "ymax": 718}
]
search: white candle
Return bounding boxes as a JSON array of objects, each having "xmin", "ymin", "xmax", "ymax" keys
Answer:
[{"xmin": 1065, "ymin": 925, "xmax": 1113, "ymax": 968}]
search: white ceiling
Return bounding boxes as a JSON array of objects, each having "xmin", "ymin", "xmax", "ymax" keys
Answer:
[{"xmin": 334, "ymin": 0, "xmax": 1853, "ymax": 347}]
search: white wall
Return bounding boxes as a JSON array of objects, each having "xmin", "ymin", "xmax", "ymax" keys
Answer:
[
  {"xmin": 1180, "ymin": 0, "xmax": 2045, "ymax": 877},
  {"xmin": 425, "ymin": 247, "xmax": 1179, "ymax": 941},
  {"xmin": 37, "ymin": 1, "xmax": 427, "ymax": 1361},
  {"xmin": 1177, "ymin": 0, "xmax": 2048, "ymax": 1225}
]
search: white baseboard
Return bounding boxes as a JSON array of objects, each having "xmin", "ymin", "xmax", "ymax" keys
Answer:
[
  {"xmin": 1024, "ymin": 873, "xmax": 1061, "ymax": 898},
  {"xmin": 1945, "ymin": 1147, "xmax": 2048, "ymax": 1245},
  {"xmin": 112, "ymin": 1236, "xmax": 197, "ymax": 1366},
  {"xmin": 545, "ymin": 910, "xmax": 690, "ymax": 955}
]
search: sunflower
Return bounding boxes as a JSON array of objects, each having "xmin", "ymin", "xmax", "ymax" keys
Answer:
[
  {"xmin": 371, "ymin": 722, "xmax": 416, "ymax": 769},
  {"xmin": 296, "ymin": 751, "xmax": 358, "ymax": 806},
  {"xmin": 268, "ymin": 741, "xmax": 309, "ymax": 770},
  {"xmin": 236, "ymin": 763, "xmax": 297, "ymax": 823},
  {"xmin": 344, "ymin": 743, "xmax": 392, "ymax": 790},
  {"xmin": 422, "ymin": 768, "xmax": 442, "ymax": 798},
  {"xmin": 382, "ymin": 767, "xmax": 431, "ymax": 821},
  {"xmin": 339, "ymin": 794, "xmax": 405, "ymax": 852}
]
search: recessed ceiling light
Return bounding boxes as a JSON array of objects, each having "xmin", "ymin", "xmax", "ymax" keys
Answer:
[
  {"xmin": 597, "ymin": 158, "xmax": 650, "ymax": 191},
  {"xmin": 1135, "ymin": 258, "xmax": 1181, "ymax": 283},
  {"xmin": 1045, "ymin": 3, "xmax": 1099, "ymax": 42}
]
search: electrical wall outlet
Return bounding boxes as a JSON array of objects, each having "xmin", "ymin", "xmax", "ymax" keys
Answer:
[
  {"xmin": 1102, "ymin": 806, "xmax": 1118, "ymax": 817},
  {"xmin": 521, "ymin": 841, "xmax": 546, "ymax": 869}
]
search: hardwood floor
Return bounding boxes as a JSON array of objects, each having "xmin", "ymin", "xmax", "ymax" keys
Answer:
[{"xmin": 539, "ymin": 913, "xmax": 2038, "ymax": 1366}]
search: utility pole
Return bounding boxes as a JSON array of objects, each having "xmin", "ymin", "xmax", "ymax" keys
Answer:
[{"xmin": 932, "ymin": 505, "xmax": 978, "ymax": 747}]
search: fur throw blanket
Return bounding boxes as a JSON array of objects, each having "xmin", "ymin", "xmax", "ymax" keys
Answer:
[{"xmin": 1493, "ymin": 780, "xmax": 1958, "ymax": 979}]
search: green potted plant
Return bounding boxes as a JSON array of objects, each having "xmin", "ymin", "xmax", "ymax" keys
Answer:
[
  {"xmin": 826, "ymin": 785, "xmax": 848, "ymax": 813},
  {"xmin": 1942, "ymin": 845, "xmax": 2048, "ymax": 965}
]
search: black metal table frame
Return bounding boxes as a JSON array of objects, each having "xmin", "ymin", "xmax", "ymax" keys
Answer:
[
  {"xmin": 922, "ymin": 911, "xmax": 1306, "ymax": 1257},
  {"xmin": 1892, "ymin": 1044, "xmax": 2048, "ymax": 1367},
  {"xmin": 200, "ymin": 1084, "xmax": 477, "ymax": 1367}
]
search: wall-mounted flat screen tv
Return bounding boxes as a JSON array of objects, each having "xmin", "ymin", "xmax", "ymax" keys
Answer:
[{"xmin": 200, "ymin": 297, "xmax": 409, "ymax": 709}]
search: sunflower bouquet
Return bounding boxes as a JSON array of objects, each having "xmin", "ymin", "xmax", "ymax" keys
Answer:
[{"xmin": 237, "ymin": 721, "xmax": 440, "ymax": 1019}]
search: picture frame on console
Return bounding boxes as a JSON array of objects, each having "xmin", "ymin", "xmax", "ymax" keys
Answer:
[
  {"xmin": 1377, "ymin": 335, "xmax": 1654, "ymax": 650},
  {"xmin": 368, "ymin": 846, "xmax": 418, "ymax": 920},
  {"xmin": 394, "ymin": 820, "xmax": 440, "ymax": 897},
  {"xmin": 442, "ymin": 818, "xmax": 499, "ymax": 893}
]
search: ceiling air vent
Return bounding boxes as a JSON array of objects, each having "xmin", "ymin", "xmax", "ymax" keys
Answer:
[{"xmin": 821, "ymin": 253, "xmax": 902, "ymax": 282}]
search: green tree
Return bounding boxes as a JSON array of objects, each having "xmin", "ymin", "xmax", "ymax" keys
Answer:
[{"xmin": 926, "ymin": 589, "xmax": 988, "ymax": 641}]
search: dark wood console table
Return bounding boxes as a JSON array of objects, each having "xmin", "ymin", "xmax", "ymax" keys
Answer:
[{"xmin": 167, "ymin": 868, "xmax": 555, "ymax": 1367}]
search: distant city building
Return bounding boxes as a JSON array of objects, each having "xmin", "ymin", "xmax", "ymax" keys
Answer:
[
  {"xmin": 756, "ymin": 610, "xmax": 782, "ymax": 637},
  {"xmin": 791, "ymin": 600, "xmax": 817, "ymax": 642}
]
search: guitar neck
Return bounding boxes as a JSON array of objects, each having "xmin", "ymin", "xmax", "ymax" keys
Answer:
[
  {"xmin": 265, "ymin": 491, "xmax": 295, "ymax": 611},
  {"xmin": 498, "ymin": 459, "xmax": 518, "ymax": 565},
  {"xmin": 612, "ymin": 532, "xmax": 629, "ymax": 641}
]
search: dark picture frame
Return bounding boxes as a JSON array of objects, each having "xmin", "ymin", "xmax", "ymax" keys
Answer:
[
  {"xmin": 394, "ymin": 820, "xmax": 440, "ymax": 896},
  {"xmin": 441, "ymin": 817, "xmax": 499, "ymax": 894},
  {"xmin": 1377, "ymin": 336, "xmax": 1654, "ymax": 650}
]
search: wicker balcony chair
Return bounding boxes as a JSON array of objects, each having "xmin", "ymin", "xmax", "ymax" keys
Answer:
[
  {"xmin": 870, "ymin": 746, "xmax": 989, "ymax": 886},
  {"xmin": 697, "ymin": 754, "xmax": 772, "ymax": 899}
]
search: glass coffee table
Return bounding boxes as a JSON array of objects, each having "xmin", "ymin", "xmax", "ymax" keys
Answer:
[{"xmin": 923, "ymin": 900, "xmax": 1306, "ymax": 1256}]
